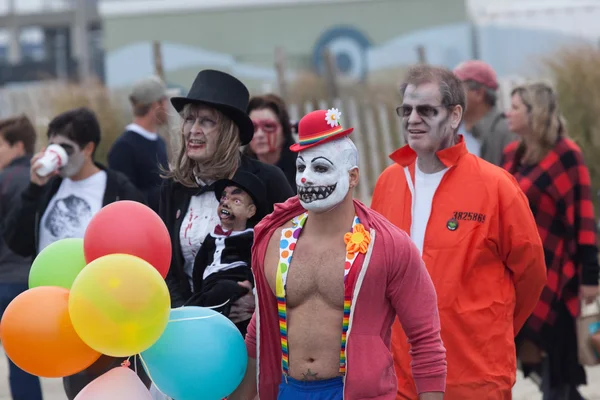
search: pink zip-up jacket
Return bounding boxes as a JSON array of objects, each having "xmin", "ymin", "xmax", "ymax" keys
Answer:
[{"xmin": 245, "ymin": 196, "xmax": 447, "ymax": 399}]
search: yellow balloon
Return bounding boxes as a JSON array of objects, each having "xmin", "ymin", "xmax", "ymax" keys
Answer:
[{"xmin": 68, "ymin": 253, "xmax": 170, "ymax": 357}]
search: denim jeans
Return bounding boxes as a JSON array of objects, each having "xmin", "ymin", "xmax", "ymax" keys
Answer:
[{"xmin": 0, "ymin": 282, "xmax": 43, "ymax": 400}]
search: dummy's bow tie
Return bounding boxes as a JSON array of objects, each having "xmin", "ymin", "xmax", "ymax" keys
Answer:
[
  {"xmin": 194, "ymin": 182, "xmax": 215, "ymax": 196},
  {"xmin": 214, "ymin": 225, "xmax": 232, "ymax": 237}
]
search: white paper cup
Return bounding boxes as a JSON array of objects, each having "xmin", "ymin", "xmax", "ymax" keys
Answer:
[{"xmin": 35, "ymin": 144, "xmax": 68, "ymax": 177}]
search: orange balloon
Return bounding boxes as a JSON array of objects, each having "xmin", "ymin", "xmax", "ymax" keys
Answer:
[{"xmin": 0, "ymin": 286, "xmax": 101, "ymax": 378}]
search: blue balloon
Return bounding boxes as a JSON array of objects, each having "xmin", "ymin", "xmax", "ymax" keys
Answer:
[{"xmin": 140, "ymin": 306, "xmax": 248, "ymax": 400}]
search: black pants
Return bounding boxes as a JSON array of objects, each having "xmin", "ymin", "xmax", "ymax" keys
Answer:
[{"xmin": 518, "ymin": 302, "xmax": 586, "ymax": 399}]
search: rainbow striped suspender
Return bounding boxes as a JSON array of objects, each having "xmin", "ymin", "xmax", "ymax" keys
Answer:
[{"xmin": 275, "ymin": 213, "xmax": 362, "ymax": 376}]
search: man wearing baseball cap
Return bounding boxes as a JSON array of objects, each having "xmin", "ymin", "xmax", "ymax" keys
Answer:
[
  {"xmin": 107, "ymin": 75, "xmax": 170, "ymax": 212},
  {"xmin": 453, "ymin": 60, "xmax": 517, "ymax": 166}
]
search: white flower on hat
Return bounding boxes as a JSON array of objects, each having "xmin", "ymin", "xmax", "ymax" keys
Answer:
[{"xmin": 325, "ymin": 108, "xmax": 342, "ymax": 128}]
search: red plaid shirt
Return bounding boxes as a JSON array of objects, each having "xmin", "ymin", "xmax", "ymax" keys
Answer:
[{"xmin": 502, "ymin": 136, "xmax": 599, "ymax": 332}]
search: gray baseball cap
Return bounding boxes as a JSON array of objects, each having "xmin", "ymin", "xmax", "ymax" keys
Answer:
[{"xmin": 129, "ymin": 76, "xmax": 168, "ymax": 105}]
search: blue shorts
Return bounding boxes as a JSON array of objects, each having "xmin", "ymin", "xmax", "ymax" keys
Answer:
[{"xmin": 277, "ymin": 375, "xmax": 344, "ymax": 400}]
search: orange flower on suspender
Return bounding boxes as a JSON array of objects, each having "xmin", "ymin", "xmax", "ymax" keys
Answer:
[{"xmin": 344, "ymin": 224, "xmax": 370, "ymax": 254}]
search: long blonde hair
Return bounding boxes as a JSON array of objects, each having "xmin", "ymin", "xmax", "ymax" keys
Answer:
[
  {"xmin": 512, "ymin": 82, "xmax": 565, "ymax": 165},
  {"xmin": 162, "ymin": 103, "xmax": 241, "ymax": 187}
]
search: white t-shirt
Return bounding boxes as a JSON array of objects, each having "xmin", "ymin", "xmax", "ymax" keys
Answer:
[
  {"xmin": 38, "ymin": 171, "xmax": 107, "ymax": 252},
  {"xmin": 179, "ymin": 192, "xmax": 220, "ymax": 289},
  {"xmin": 411, "ymin": 163, "xmax": 448, "ymax": 255}
]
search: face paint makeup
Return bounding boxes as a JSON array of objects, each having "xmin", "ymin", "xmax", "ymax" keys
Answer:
[
  {"xmin": 296, "ymin": 137, "xmax": 358, "ymax": 213},
  {"xmin": 401, "ymin": 82, "xmax": 456, "ymax": 155},
  {"xmin": 249, "ymin": 107, "xmax": 282, "ymax": 156},
  {"xmin": 48, "ymin": 136, "xmax": 86, "ymax": 178}
]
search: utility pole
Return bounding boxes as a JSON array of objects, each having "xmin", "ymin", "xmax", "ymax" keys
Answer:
[
  {"xmin": 74, "ymin": 0, "xmax": 91, "ymax": 83},
  {"xmin": 7, "ymin": 0, "xmax": 21, "ymax": 66},
  {"xmin": 152, "ymin": 41, "xmax": 165, "ymax": 82},
  {"xmin": 274, "ymin": 46, "xmax": 288, "ymax": 101}
]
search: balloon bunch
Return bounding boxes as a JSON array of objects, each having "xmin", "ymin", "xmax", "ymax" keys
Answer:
[
  {"xmin": 0, "ymin": 201, "xmax": 171, "ymax": 398},
  {"xmin": 0, "ymin": 200, "xmax": 248, "ymax": 400}
]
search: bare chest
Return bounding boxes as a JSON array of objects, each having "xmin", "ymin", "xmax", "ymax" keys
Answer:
[{"xmin": 266, "ymin": 236, "xmax": 348, "ymax": 309}]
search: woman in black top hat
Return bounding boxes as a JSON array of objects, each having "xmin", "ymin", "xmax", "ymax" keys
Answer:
[{"xmin": 159, "ymin": 69, "xmax": 294, "ymax": 317}]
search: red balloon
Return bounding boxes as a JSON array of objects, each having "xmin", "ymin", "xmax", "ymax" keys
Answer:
[{"xmin": 83, "ymin": 201, "xmax": 171, "ymax": 278}]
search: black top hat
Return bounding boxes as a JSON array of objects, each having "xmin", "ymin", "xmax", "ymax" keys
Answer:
[
  {"xmin": 171, "ymin": 70, "xmax": 254, "ymax": 145},
  {"xmin": 214, "ymin": 170, "xmax": 267, "ymax": 223}
]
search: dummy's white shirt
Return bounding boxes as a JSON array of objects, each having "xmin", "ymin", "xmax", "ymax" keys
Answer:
[{"xmin": 411, "ymin": 162, "xmax": 448, "ymax": 255}]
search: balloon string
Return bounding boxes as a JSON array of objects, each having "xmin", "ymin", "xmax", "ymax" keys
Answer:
[
  {"xmin": 138, "ymin": 353, "xmax": 173, "ymax": 399},
  {"xmin": 174, "ymin": 299, "xmax": 231, "ymax": 311},
  {"xmin": 168, "ymin": 314, "xmax": 219, "ymax": 323},
  {"xmin": 206, "ymin": 298, "xmax": 230, "ymax": 310}
]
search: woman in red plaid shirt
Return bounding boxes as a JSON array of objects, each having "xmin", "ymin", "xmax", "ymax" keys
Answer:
[{"xmin": 503, "ymin": 82, "xmax": 599, "ymax": 400}]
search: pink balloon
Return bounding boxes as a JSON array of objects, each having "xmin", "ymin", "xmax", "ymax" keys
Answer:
[{"xmin": 74, "ymin": 367, "xmax": 152, "ymax": 400}]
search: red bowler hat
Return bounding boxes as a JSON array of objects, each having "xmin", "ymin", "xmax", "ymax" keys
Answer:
[{"xmin": 289, "ymin": 108, "xmax": 354, "ymax": 152}]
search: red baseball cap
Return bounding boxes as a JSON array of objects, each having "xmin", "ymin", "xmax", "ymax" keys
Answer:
[{"xmin": 453, "ymin": 60, "xmax": 499, "ymax": 90}]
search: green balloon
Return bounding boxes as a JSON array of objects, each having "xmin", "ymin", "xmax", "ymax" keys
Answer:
[{"xmin": 29, "ymin": 238, "xmax": 87, "ymax": 290}]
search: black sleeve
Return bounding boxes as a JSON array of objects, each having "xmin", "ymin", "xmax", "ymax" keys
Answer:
[
  {"xmin": 158, "ymin": 181, "xmax": 188, "ymax": 308},
  {"xmin": 108, "ymin": 141, "xmax": 138, "ymax": 188},
  {"xmin": 3, "ymin": 183, "xmax": 44, "ymax": 257},
  {"xmin": 119, "ymin": 177, "xmax": 146, "ymax": 205}
]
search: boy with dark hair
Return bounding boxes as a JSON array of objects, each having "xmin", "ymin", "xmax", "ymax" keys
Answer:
[
  {"xmin": 1, "ymin": 107, "xmax": 149, "ymax": 400},
  {"xmin": 0, "ymin": 114, "xmax": 43, "ymax": 400}
]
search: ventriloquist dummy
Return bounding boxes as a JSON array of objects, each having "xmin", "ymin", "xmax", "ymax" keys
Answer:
[{"xmin": 184, "ymin": 170, "xmax": 266, "ymax": 335}]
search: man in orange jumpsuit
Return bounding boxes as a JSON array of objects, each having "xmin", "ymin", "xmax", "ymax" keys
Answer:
[{"xmin": 371, "ymin": 64, "xmax": 547, "ymax": 399}]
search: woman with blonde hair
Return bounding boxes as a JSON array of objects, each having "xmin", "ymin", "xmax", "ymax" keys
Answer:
[
  {"xmin": 503, "ymin": 82, "xmax": 599, "ymax": 399},
  {"xmin": 159, "ymin": 70, "xmax": 294, "ymax": 318}
]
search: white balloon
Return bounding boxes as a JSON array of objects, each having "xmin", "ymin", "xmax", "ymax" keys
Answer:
[{"xmin": 74, "ymin": 367, "xmax": 152, "ymax": 400}]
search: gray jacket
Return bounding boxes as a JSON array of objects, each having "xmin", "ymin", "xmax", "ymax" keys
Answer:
[
  {"xmin": 0, "ymin": 155, "xmax": 33, "ymax": 283},
  {"xmin": 472, "ymin": 107, "xmax": 518, "ymax": 166}
]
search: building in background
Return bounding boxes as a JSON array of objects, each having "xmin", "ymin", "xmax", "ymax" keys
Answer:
[
  {"xmin": 1, "ymin": 0, "xmax": 600, "ymax": 93},
  {"xmin": 0, "ymin": 0, "xmax": 103, "ymax": 86}
]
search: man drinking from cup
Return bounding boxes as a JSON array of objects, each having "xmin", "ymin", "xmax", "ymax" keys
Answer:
[{"xmin": 1, "ymin": 107, "xmax": 147, "ymax": 399}]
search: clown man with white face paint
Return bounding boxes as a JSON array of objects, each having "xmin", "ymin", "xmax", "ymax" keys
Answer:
[{"xmin": 231, "ymin": 109, "xmax": 447, "ymax": 400}]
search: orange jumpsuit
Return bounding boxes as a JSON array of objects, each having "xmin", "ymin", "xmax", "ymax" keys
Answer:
[{"xmin": 371, "ymin": 138, "xmax": 547, "ymax": 399}]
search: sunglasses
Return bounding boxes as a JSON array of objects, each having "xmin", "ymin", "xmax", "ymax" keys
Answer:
[
  {"xmin": 396, "ymin": 104, "xmax": 451, "ymax": 119},
  {"xmin": 252, "ymin": 119, "xmax": 279, "ymax": 133}
]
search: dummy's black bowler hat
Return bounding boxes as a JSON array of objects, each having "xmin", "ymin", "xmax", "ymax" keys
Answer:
[
  {"xmin": 214, "ymin": 170, "xmax": 267, "ymax": 222},
  {"xmin": 170, "ymin": 69, "xmax": 254, "ymax": 145}
]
